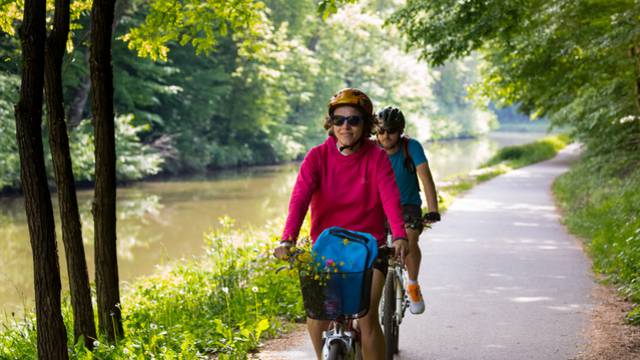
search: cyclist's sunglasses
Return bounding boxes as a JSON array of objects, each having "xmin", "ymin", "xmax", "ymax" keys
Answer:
[
  {"xmin": 376, "ymin": 127, "xmax": 399, "ymax": 135},
  {"xmin": 331, "ymin": 115, "xmax": 363, "ymax": 127}
]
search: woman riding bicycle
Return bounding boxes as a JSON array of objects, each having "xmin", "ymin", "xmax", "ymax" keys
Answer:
[{"xmin": 274, "ymin": 88, "xmax": 409, "ymax": 360}]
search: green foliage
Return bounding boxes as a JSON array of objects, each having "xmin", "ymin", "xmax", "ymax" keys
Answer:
[
  {"xmin": 66, "ymin": 114, "xmax": 165, "ymax": 182},
  {"xmin": 0, "ymin": 72, "xmax": 20, "ymax": 190},
  {"xmin": 553, "ymin": 151, "xmax": 640, "ymax": 323},
  {"xmin": 121, "ymin": 0, "xmax": 269, "ymax": 61},
  {"xmin": 317, "ymin": 0, "xmax": 358, "ymax": 20},
  {"xmin": 0, "ymin": 217, "xmax": 304, "ymax": 358},
  {"xmin": 390, "ymin": 0, "xmax": 640, "ymax": 158},
  {"xmin": 0, "ymin": 0, "xmax": 22, "ymax": 37},
  {"xmin": 0, "ymin": 80, "xmax": 163, "ymax": 189}
]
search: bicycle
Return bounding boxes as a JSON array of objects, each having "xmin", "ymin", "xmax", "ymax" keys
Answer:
[
  {"xmin": 379, "ymin": 233, "xmax": 409, "ymax": 360},
  {"xmin": 277, "ymin": 248, "xmax": 373, "ymax": 360}
]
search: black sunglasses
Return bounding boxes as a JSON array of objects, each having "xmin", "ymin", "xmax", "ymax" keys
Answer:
[
  {"xmin": 376, "ymin": 128, "xmax": 399, "ymax": 135},
  {"xmin": 331, "ymin": 115, "xmax": 363, "ymax": 127}
]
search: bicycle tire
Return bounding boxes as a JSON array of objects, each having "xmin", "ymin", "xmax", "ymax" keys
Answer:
[
  {"xmin": 383, "ymin": 272, "xmax": 396, "ymax": 360},
  {"xmin": 327, "ymin": 340, "xmax": 345, "ymax": 360},
  {"xmin": 393, "ymin": 277, "xmax": 402, "ymax": 354}
]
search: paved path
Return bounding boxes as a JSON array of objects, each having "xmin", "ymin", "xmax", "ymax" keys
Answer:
[{"xmin": 263, "ymin": 144, "xmax": 595, "ymax": 359}]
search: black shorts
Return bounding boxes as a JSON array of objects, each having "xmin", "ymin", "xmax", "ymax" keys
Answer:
[
  {"xmin": 403, "ymin": 204, "xmax": 423, "ymax": 233},
  {"xmin": 372, "ymin": 247, "xmax": 390, "ymax": 276}
]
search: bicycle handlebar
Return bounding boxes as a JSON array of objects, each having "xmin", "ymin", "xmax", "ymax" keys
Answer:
[{"xmin": 274, "ymin": 247, "xmax": 304, "ymax": 273}]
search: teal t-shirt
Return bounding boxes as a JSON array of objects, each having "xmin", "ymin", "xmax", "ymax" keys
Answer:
[{"xmin": 388, "ymin": 137, "xmax": 428, "ymax": 206}]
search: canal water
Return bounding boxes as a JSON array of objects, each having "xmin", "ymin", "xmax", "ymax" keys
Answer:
[{"xmin": 0, "ymin": 132, "xmax": 545, "ymax": 315}]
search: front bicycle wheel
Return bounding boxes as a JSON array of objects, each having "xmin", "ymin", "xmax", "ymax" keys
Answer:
[
  {"xmin": 393, "ymin": 276, "xmax": 402, "ymax": 354},
  {"xmin": 327, "ymin": 340, "xmax": 345, "ymax": 360},
  {"xmin": 383, "ymin": 273, "xmax": 396, "ymax": 360}
]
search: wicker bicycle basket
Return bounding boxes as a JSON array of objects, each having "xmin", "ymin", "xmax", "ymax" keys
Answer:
[{"xmin": 298, "ymin": 268, "xmax": 373, "ymax": 320}]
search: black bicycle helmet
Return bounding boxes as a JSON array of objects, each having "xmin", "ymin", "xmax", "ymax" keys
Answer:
[{"xmin": 377, "ymin": 106, "xmax": 405, "ymax": 132}]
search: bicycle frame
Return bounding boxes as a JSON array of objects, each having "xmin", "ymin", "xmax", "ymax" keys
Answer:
[
  {"xmin": 385, "ymin": 232, "xmax": 409, "ymax": 323},
  {"xmin": 387, "ymin": 257, "xmax": 408, "ymax": 325}
]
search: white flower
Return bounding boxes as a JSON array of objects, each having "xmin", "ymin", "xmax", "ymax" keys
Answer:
[
  {"xmin": 222, "ymin": 287, "xmax": 229, "ymax": 294},
  {"xmin": 619, "ymin": 115, "xmax": 638, "ymax": 124},
  {"xmin": 123, "ymin": 348, "xmax": 129, "ymax": 355},
  {"xmin": 150, "ymin": 323, "xmax": 158, "ymax": 330},
  {"xmin": 252, "ymin": 286, "xmax": 259, "ymax": 293},
  {"xmin": 93, "ymin": 340, "xmax": 100, "ymax": 348}
]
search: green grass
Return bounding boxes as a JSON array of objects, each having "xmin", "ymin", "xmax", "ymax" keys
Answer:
[
  {"xmin": 0, "ymin": 135, "xmax": 572, "ymax": 358},
  {"xmin": 553, "ymin": 154, "xmax": 640, "ymax": 324},
  {"xmin": 483, "ymin": 134, "xmax": 569, "ymax": 168}
]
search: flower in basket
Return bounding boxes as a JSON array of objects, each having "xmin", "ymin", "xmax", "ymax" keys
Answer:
[
  {"xmin": 325, "ymin": 259, "xmax": 335, "ymax": 267},
  {"xmin": 325, "ymin": 258, "xmax": 341, "ymax": 273}
]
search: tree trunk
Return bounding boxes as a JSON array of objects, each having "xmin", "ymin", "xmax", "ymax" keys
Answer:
[
  {"xmin": 633, "ymin": 45, "xmax": 640, "ymax": 114},
  {"xmin": 14, "ymin": 0, "xmax": 68, "ymax": 358},
  {"xmin": 44, "ymin": 0, "xmax": 97, "ymax": 349},
  {"xmin": 68, "ymin": 0, "xmax": 127, "ymax": 129},
  {"xmin": 90, "ymin": 0, "xmax": 123, "ymax": 341}
]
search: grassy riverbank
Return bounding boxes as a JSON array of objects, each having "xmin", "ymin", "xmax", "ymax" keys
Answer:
[
  {"xmin": 553, "ymin": 153, "xmax": 640, "ymax": 324},
  {"xmin": 1, "ymin": 218, "xmax": 307, "ymax": 359},
  {"xmin": 0, "ymin": 135, "xmax": 569, "ymax": 358}
]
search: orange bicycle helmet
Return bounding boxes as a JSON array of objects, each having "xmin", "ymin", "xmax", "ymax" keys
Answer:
[{"xmin": 328, "ymin": 88, "xmax": 373, "ymax": 119}]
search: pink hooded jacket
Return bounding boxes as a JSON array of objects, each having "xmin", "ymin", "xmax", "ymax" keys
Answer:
[{"xmin": 282, "ymin": 136, "xmax": 407, "ymax": 246}]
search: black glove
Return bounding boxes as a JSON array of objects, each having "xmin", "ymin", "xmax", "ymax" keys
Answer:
[{"xmin": 423, "ymin": 212, "xmax": 441, "ymax": 222}]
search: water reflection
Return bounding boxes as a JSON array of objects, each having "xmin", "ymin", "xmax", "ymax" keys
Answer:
[
  {"xmin": 0, "ymin": 132, "xmax": 545, "ymax": 314},
  {"xmin": 425, "ymin": 137, "xmax": 496, "ymax": 180}
]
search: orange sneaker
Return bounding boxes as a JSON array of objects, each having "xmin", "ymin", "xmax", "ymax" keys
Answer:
[{"xmin": 406, "ymin": 283, "xmax": 425, "ymax": 314}]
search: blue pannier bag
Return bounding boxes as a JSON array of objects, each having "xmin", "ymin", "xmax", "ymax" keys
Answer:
[{"xmin": 311, "ymin": 227, "xmax": 378, "ymax": 316}]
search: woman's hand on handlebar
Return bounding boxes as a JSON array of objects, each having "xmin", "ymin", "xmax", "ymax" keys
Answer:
[
  {"xmin": 392, "ymin": 238, "xmax": 409, "ymax": 260},
  {"xmin": 273, "ymin": 240, "xmax": 293, "ymax": 260}
]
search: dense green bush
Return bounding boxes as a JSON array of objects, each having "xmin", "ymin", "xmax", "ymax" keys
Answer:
[
  {"xmin": 0, "ymin": 73, "xmax": 20, "ymax": 190},
  {"xmin": 65, "ymin": 114, "xmax": 164, "ymax": 182},
  {"xmin": 554, "ymin": 152, "xmax": 640, "ymax": 324},
  {"xmin": 0, "ymin": 72, "xmax": 163, "ymax": 189}
]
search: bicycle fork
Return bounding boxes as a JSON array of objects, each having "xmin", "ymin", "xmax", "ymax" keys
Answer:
[
  {"xmin": 395, "ymin": 268, "xmax": 408, "ymax": 325},
  {"xmin": 322, "ymin": 321, "xmax": 359, "ymax": 360}
]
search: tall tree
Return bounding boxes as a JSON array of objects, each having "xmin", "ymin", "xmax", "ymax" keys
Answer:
[
  {"xmin": 90, "ymin": 0, "xmax": 123, "ymax": 341},
  {"xmin": 44, "ymin": 0, "xmax": 96, "ymax": 348},
  {"xmin": 389, "ymin": 0, "xmax": 640, "ymax": 156},
  {"xmin": 14, "ymin": 0, "xmax": 68, "ymax": 357}
]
